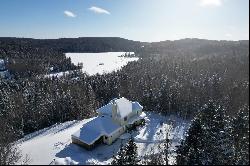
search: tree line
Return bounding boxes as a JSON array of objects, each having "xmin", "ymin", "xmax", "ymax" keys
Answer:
[
  {"xmin": 0, "ymin": 38, "xmax": 248, "ymax": 164},
  {"xmin": 111, "ymin": 101, "xmax": 249, "ymax": 165}
]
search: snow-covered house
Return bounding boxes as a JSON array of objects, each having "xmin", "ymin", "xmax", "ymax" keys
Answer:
[
  {"xmin": 0, "ymin": 59, "xmax": 5, "ymax": 71},
  {"xmin": 0, "ymin": 59, "xmax": 10, "ymax": 79},
  {"xmin": 71, "ymin": 97, "xmax": 145, "ymax": 149}
]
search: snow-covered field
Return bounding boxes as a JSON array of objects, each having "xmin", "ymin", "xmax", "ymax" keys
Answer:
[
  {"xmin": 16, "ymin": 113, "xmax": 190, "ymax": 165},
  {"xmin": 66, "ymin": 52, "xmax": 138, "ymax": 75}
]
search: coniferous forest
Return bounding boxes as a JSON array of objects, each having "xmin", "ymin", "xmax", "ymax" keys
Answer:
[{"xmin": 0, "ymin": 37, "xmax": 249, "ymax": 165}]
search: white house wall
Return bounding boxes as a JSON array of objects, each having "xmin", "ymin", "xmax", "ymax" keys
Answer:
[{"xmin": 106, "ymin": 127, "xmax": 125, "ymax": 145}]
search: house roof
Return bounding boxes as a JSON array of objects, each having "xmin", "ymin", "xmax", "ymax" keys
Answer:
[
  {"xmin": 97, "ymin": 97, "xmax": 133, "ymax": 118},
  {"xmin": 71, "ymin": 115, "xmax": 122, "ymax": 145},
  {"xmin": 127, "ymin": 112, "xmax": 146, "ymax": 125},
  {"xmin": 0, "ymin": 59, "xmax": 5, "ymax": 70},
  {"xmin": 96, "ymin": 102, "xmax": 113, "ymax": 115},
  {"xmin": 72, "ymin": 97, "xmax": 144, "ymax": 146},
  {"xmin": 115, "ymin": 97, "xmax": 132, "ymax": 118},
  {"xmin": 96, "ymin": 99, "xmax": 143, "ymax": 115},
  {"xmin": 132, "ymin": 102, "xmax": 143, "ymax": 111}
]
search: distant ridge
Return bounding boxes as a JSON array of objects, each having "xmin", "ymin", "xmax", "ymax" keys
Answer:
[
  {"xmin": 0, "ymin": 37, "xmax": 144, "ymax": 53},
  {"xmin": 0, "ymin": 37, "xmax": 248, "ymax": 53}
]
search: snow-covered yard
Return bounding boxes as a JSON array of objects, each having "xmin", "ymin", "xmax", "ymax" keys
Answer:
[{"xmin": 16, "ymin": 113, "xmax": 190, "ymax": 165}]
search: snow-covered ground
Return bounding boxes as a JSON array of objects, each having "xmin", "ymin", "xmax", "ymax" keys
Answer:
[
  {"xmin": 16, "ymin": 113, "xmax": 190, "ymax": 165},
  {"xmin": 66, "ymin": 52, "xmax": 138, "ymax": 75},
  {"xmin": 44, "ymin": 70, "xmax": 78, "ymax": 78}
]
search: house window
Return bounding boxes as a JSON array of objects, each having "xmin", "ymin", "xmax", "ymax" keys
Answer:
[{"xmin": 124, "ymin": 116, "xmax": 127, "ymax": 121}]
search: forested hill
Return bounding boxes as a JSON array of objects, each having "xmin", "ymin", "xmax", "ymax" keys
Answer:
[
  {"xmin": 1, "ymin": 37, "xmax": 248, "ymax": 55},
  {"xmin": 0, "ymin": 37, "xmax": 248, "ymax": 79},
  {"xmin": 136, "ymin": 38, "xmax": 249, "ymax": 58},
  {"xmin": 0, "ymin": 37, "xmax": 143, "ymax": 53},
  {"xmin": 0, "ymin": 37, "xmax": 249, "ymax": 165}
]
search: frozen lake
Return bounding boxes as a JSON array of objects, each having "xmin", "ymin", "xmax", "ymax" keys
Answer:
[{"xmin": 66, "ymin": 52, "xmax": 138, "ymax": 75}]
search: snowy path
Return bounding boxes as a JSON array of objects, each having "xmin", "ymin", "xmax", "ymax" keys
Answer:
[{"xmin": 134, "ymin": 138, "xmax": 165, "ymax": 143}]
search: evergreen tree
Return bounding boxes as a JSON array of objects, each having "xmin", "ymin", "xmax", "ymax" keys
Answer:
[
  {"xmin": 162, "ymin": 129, "xmax": 172, "ymax": 165},
  {"xmin": 159, "ymin": 77, "xmax": 172, "ymax": 115},
  {"xmin": 124, "ymin": 137, "xmax": 140, "ymax": 165},
  {"xmin": 111, "ymin": 141, "xmax": 126, "ymax": 165},
  {"xmin": 0, "ymin": 117, "xmax": 21, "ymax": 165},
  {"xmin": 112, "ymin": 137, "xmax": 140, "ymax": 165},
  {"xmin": 198, "ymin": 101, "xmax": 224, "ymax": 165},
  {"xmin": 232, "ymin": 106, "xmax": 249, "ymax": 165},
  {"xmin": 176, "ymin": 116, "xmax": 205, "ymax": 165},
  {"xmin": 202, "ymin": 102, "xmax": 234, "ymax": 165},
  {"xmin": 141, "ymin": 149, "xmax": 163, "ymax": 165},
  {"xmin": 176, "ymin": 101, "xmax": 235, "ymax": 165}
]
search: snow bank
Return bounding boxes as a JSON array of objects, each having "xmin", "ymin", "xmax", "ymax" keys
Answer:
[
  {"xmin": 52, "ymin": 157, "xmax": 79, "ymax": 165},
  {"xmin": 119, "ymin": 133, "xmax": 131, "ymax": 140}
]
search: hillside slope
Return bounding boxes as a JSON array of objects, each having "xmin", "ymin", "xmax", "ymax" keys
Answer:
[{"xmin": 16, "ymin": 113, "xmax": 190, "ymax": 165}]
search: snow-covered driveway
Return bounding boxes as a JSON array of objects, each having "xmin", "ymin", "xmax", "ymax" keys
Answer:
[{"xmin": 16, "ymin": 112, "xmax": 190, "ymax": 165}]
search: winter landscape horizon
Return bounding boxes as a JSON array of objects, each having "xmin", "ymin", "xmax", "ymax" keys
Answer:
[{"xmin": 0, "ymin": 0, "xmax": 249, "ymax": 165}]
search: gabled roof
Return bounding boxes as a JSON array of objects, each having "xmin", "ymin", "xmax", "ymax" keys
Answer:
[
  {"xmin": 132, "ymin": 101, "xmax": 143, "ymax": 111},
  {"xmin": 97, "ymin": 97, "xmax": 143, "ymax": 118},
  {"xmin": 96, "ymin": 102, "xmax": 112, "ymax": 115},
  {"xmin": 71, "ymin": 115, "xmax": 122, "ymax": 145},
  {"xmin": 72, "ymin": 97, "xmax": 144, "ymax": 146},
  {"xmin": 96, "ymin": 97, "xmax": 133, "ymax": 118},
  {"xmin": 127, "ymin": 112, "xmax": 146, "ymax": 125},
  {"xmin": 0, "ymin": 59, "xmax": 5, "ymax": 70}
]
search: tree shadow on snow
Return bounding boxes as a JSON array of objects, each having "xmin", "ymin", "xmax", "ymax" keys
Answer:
[
  {"xmin": 132, "ymin": 113, "xmax": 168, "ymax": 154},
  {"xmin": 55, "ymin": 138, "xmax": 123, "ymax": 164}
]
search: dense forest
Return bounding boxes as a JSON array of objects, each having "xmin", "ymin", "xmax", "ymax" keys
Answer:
[
  {"xmin": 0, "ymin": 37, "xmax": 249, "ymax": 165},
  {"xmin": 0, "ymin": 37, "xmax": 142, "ymax": 53},
  {"xmin": 0, "ymin": 37, "xmax": 143, "ymax": 78}
]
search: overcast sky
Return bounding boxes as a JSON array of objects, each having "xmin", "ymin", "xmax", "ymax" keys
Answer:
[{"xmin": 0, "ymin": 0, "xmax": 248, "ymax": 42}]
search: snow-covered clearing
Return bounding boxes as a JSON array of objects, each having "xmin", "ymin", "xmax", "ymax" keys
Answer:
[
  {"xmin": 16, "ymin": 113, "xmax": 190, "ymax": 165},
  {"xmin": 66, "ymin": 52, "xmax": 138, "ymax": 75},
  {"xmin": 44, "ymin": 70, "xmax": 78, "ymax": 78}
]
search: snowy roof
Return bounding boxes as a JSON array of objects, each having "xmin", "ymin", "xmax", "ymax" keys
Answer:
[
  {"xmin": 53, "ymin": 157, "xmax": 79, "ymax": 165},
  {"xmin": 0, "ymin": 59, "xmax": 5, "ymax": 69},
  {"xmin": 71, "ymin": 115, "xmax": 122, "ymax": 145},
  {"xmin": 96, "ymin": 102, "xmax": 113, "ymax": 115},
  {"xmin": 132, "ymin": 102, "xmax": 143, "ymax": 111},
  {"xmin": 115, "ymin": 97, "xmax": 132, "ymax": 118},
  {"xmin": 128, "ymin": 112, "xmax": 146, "ymax": 125},
  {"xmin": 97, "ymin": 97, "xmax": 135, "ymax": 118}
]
